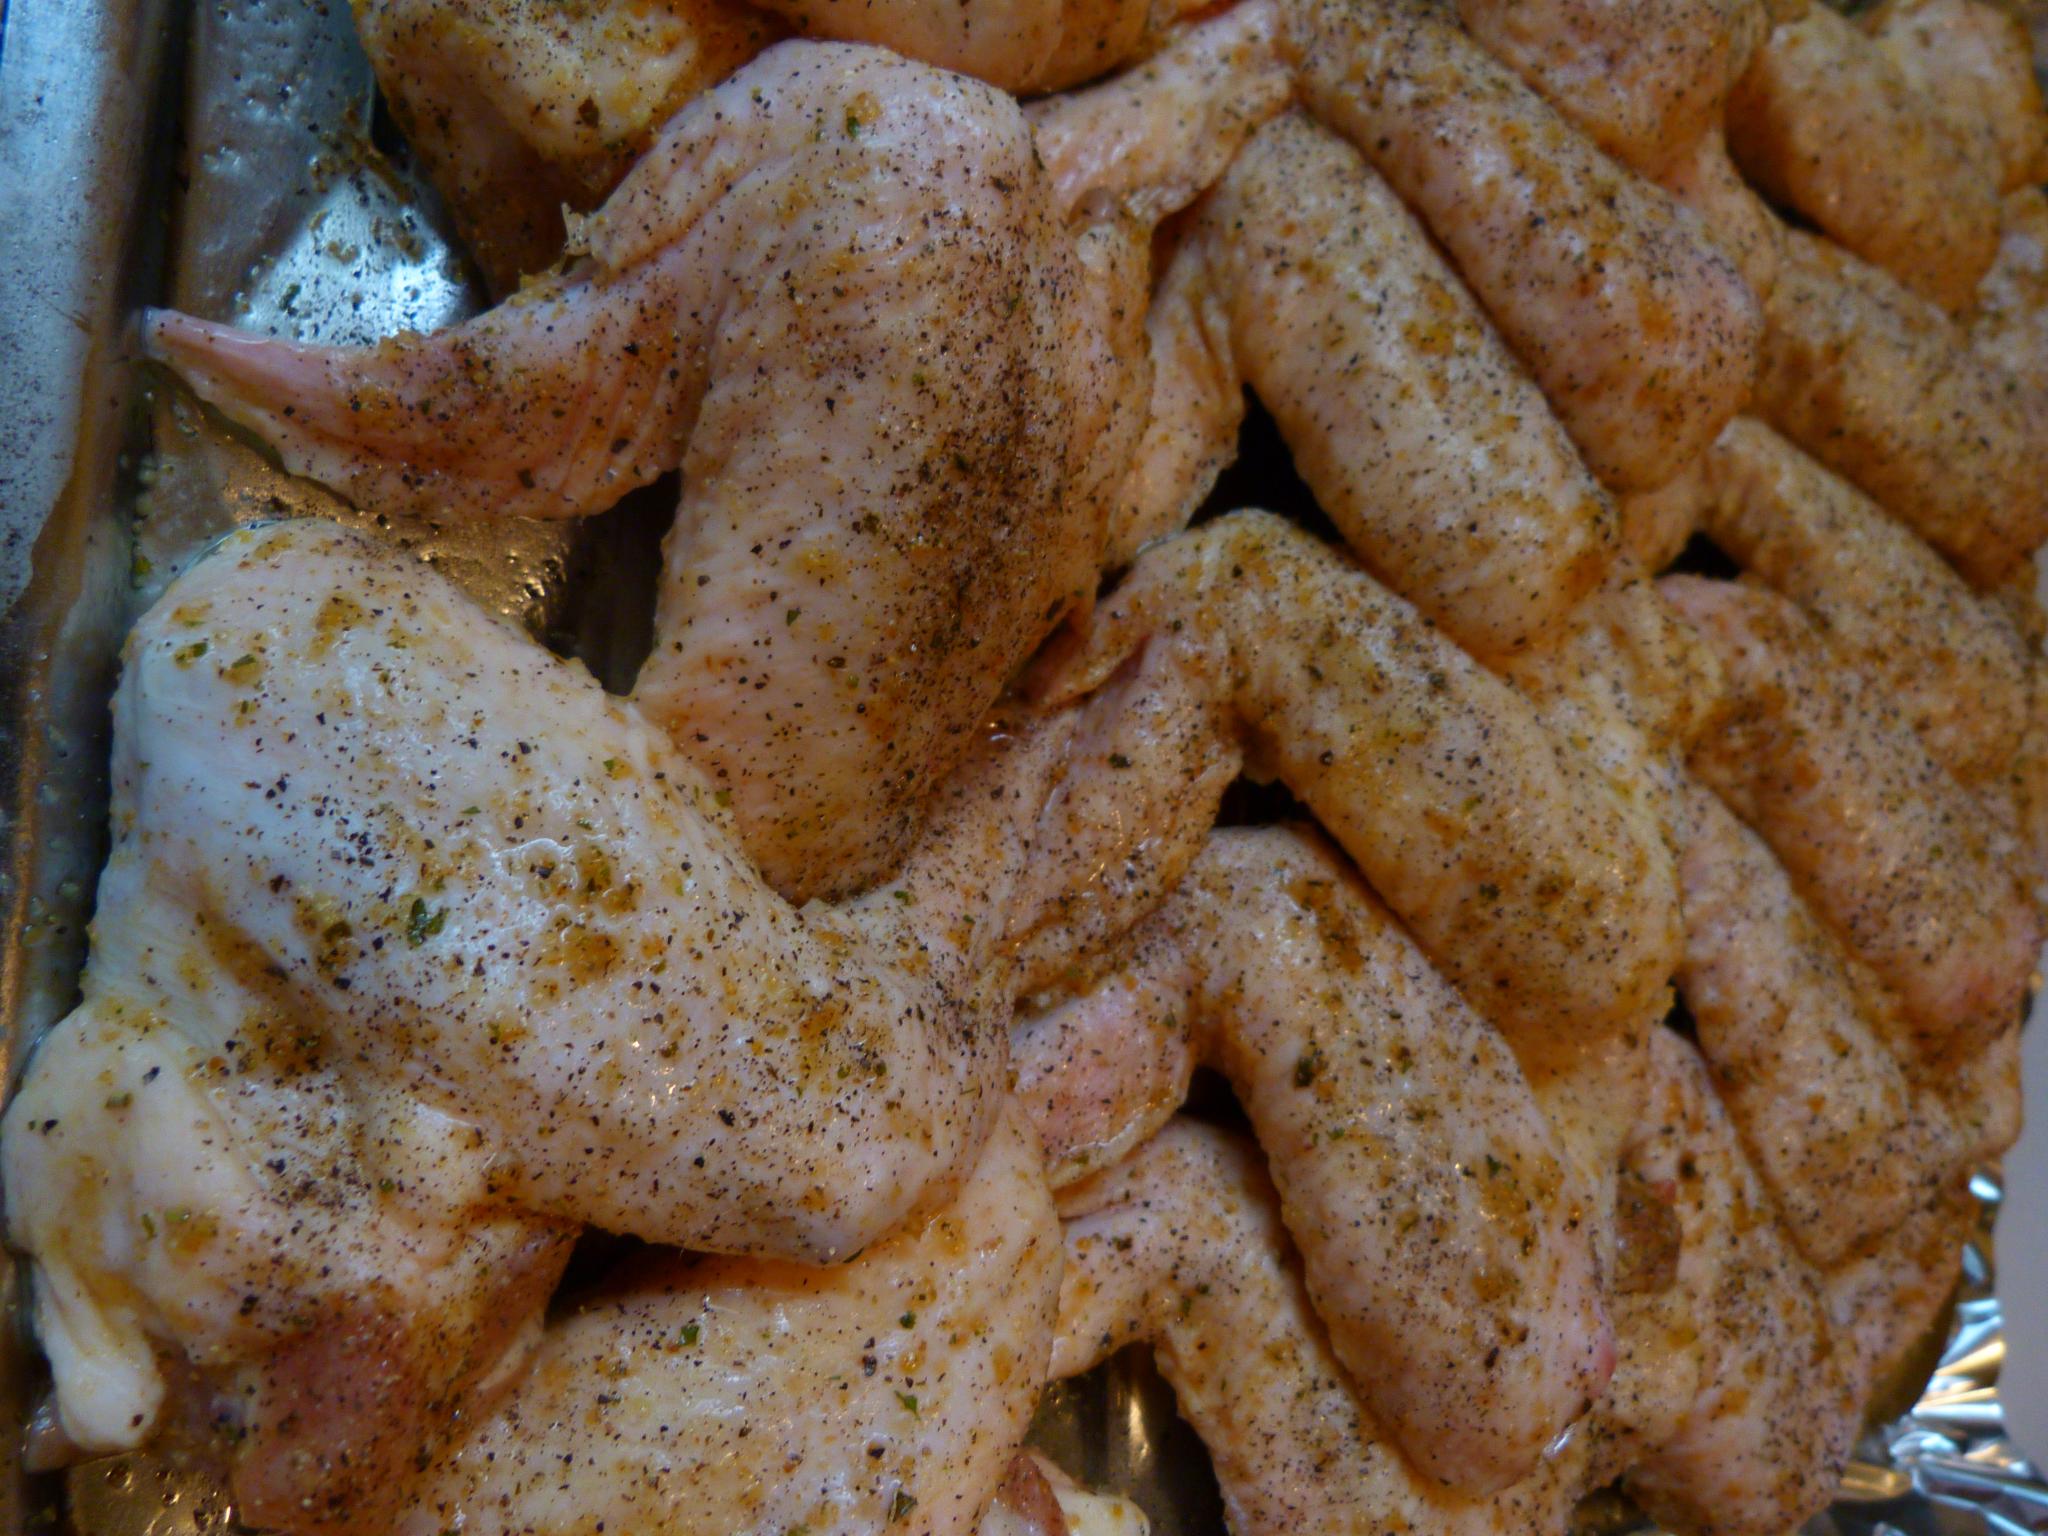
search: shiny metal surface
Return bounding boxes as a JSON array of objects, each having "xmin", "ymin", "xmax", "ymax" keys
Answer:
[
  {"xmin": 139, "ymin": 0, "xmax": 577, "ymax": 630},
  {"xmin": 0, "ymin": 0, "xmax": 183, "ymax": 1531},
  {"xmin": 1, "ymin": 1, "xmax": 2043, "ymax": 1534}
]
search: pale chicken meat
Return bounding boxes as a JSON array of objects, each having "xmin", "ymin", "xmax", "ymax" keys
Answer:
[
  {"xmin": 1694, "ymin": 417, "xmax": 2030, "ymax": 785},
  {"xmin": 1023, "ymin": 0, "xmax": 1293, "ymax": 224},
  {"xmin": 1098, "ymin": 232, "xmax": 1244, "ymax": 569},
  {"xmin": 0, "ymin": 518, "xmax": 1168, "ymax": 1526},
  {"xmin": 1618, "ymin": 458, "xmax": 1709, "ymax": 574},
  {"xmin": 1674, "ymin": 780, "xmax": 1970, "ymax": 1266},
  {"xmin": 354, "ymin": 0, "xmax": 780, "ymax": 292},
  {"xmin": 1454, "ymin": 0, "xmax": 1751, "ymax": 177},
  {"xmin": 1975, "ymin": 187, "xmax": 2048, "ymax": 403},
  {"xmin": 1663, "ymin": 576, "xmax": 2039, "ymax": 1057},
  {"xmin": 1052, "ymin": 1121, "xmax": 1600, "ymax": 1536},
  {"xmin": 400, "ymin": 1102, "xmax": 1060, "ymax": 1536},
  {"xmin": 1000, "ymin": 639, "xmax": 1240, "ymax": 1001},
  {"xmin": 1284, "ymin": 0, "xmax": 1762, "ymax": 493},
  {"xmin": 750, "ymin": 0, "xmax": 1204, "ymax": 94},
  {"xmin": 1017, "ymin": 827, "xmax": 1613, "ymax": 1494},
  {"xmin": 1756, "ymin": 227, "xmax": 2048, "ymax": 586},
  {"xmin": 1654, "ymin": 127, "xmax": 1783, "ymax": 305},
  {"xmin": 1033, "ymin": 511, "xmax": 1683, "ymax": 1062},
  {"xmin": 1182, "ymin": 109, "xmax": 1619, "ymax": 658},
  {"xmin": 1620, "ymin": 1029, "xmax": 1863, "ymax": 1536},
  {"xmin": 147, "ymin": 43, "xmax": 1139, "ymax": 901},
  {"xmin": 355, "ymin": 0, "xmax": 1215, "ymax": 292},
  {"xmin": 1727, "ymin": 2, "xmax": 1998, "ymax": 313},
  {"xmin": 1862, "ymin": 0, "xmax": 2048, "ymax": 194}
]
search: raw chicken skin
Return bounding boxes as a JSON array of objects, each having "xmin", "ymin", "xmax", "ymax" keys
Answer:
[
  {"xmin": 1656, "ymin": 128, "xmax": 1783, "ymax": 305},
  {"xmin": 1863, "ymin": 0, "xmax": 2047, "ymax": 194},
  {"xmin": 753, "ymin": 0, "xmax": 1205, "ymax": 94},
  {"xmin": 1727, "ymin": 3, "xmax": 1998, "ymax": 312},
  {"xmin": 1187, "ymin": 110, "xmax": 1618, "ymax": 658},
  {"xmin": 1049, "ymin": 1122, "xmax": 1669, "ymax": 1536},
  {"xmin": 147, "ymin": 42, "xmax": 1131, "ymax": 900},
  {"xmin": 1975, "ymin": 187, "xmax": 2048, "ymax": 405},
  {"xmin": 1455, "ymin": 0, "xmax": 1745, "ymax": 177},
  {"xmin": 1674, "ymin": 781, "xmax": 1963, "ymax": 1266},
  {"xmin": 1024, "ymin": 0, "xmax": 1293, "ymax": 223},
  {"xmin": 0, "ymin": 519, "xmax": 1135, "ymax": 1523},
  {"xmin": 1036, "ymin": 512, "xmax": 1682, "ymax": 1064},
  {"xmin": 1664, "ymin": 576, "xmax": 2039, "ymax": 1059},
  {"xmin": 1755, "ymin": 226, "xmax": 2048, "ymax": 585},
  {"xmin": 1017, "ymin": 827, "xmax": 1613, "ymax": 1494},
  {"xmin": 401, "ymin": 1102, "xmax": 1060, "ymax": 1536},
  {"xmin": 1621, "ymin": 1029, "xmax": 1861, "ymax": 1536},
  {"xmin": 353, "ymin": 0, "xmax": 780, "ymax": 291},
  {"xmin": 1284, "ymin": 0, "xmax": 1762, "ymax": 492},
  {"xmin": 1694, "ymin": 417, "xmax": 2029, "ymax": 785}
]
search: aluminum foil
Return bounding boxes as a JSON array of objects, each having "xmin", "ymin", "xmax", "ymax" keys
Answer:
[
  {"xmin": 1, "ymin": 0, "xmax": 2045, "ymax": 1533},
  {"xmin": 133, "ymin": 0, "xmax": 579, "ymax": 632}
]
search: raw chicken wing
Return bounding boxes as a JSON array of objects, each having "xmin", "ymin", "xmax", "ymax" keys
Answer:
[
  {"xmin": 1663, "ymin": 575, "xmax": 2038, "ymax": 1057},
  {"xmin": 1184, "ymin": 109, "xmax": 1618, "ymax": 657},
  {"xmin": 1020, "ymin": 827, "xmax": 1612, "ymax": 1493},
  {"xmin": 147, "ymin": 43, "xmax": 1136, "ymax": 899},
  {"xmin": 1755, "ymin": 227, "xmax": 2048, "ymax": 585},
  {"xmin": 401, "ymin": 1102, "xmax": 1060, "ymax": 1536},
  {"xmin": 1284, "ymin": 0, "xmax": 1761, "ymax": 492},
  {"xmin": 1035, "ymin": 511, "xmax": 1682, "ymax": 1060},
  {"xmin": 1695, "ymin": 417, "xmax": 2029, "ymax": 784},
  {"xmin": 0, "ymin": 519, "xmax": 1145, "ymax": 1524},
  {"xmin": 1726, "ymin": 2, "xmax": 1998, "ymax": 312},
  {"xmin": 1052, "ymin": 1121, "xmax": 1596, "ymax": 1536}
]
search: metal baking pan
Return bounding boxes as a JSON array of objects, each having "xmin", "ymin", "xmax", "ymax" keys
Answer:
[{"xmin": 2, "ymin": 1, "xmax": 2044, "ymax": 1532}]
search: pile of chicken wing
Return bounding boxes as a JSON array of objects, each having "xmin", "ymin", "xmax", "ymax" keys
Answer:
[{"xmin": 7, "ymin": 0, "xmax": 2047, "ymax": 1531}]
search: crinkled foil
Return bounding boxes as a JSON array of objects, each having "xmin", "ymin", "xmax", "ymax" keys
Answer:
[{"xmin": 4, "ymin": 0, "xmax": 2046, "ymax": 1532}]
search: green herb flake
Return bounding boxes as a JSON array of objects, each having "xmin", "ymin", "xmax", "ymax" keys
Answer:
[
  {"xmin": 405, "ymin": 898, "xmax": 447, "ymax": 948},
  {"xmin": 1293, "ymin": 1045, "xmax": 1324, "ymax": 1089}
]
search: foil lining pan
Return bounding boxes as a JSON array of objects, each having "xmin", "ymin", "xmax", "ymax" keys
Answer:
[{"xmin": 0, "ymin": 0, "xmax": 2043, "ymax": 1532}]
